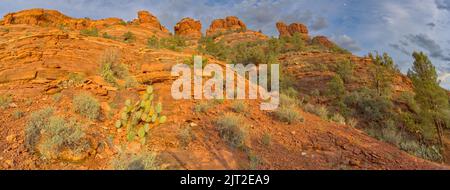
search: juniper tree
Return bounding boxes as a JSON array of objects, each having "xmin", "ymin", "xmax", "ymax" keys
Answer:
[
  {"xmin": 407, "ymin": 52, "xmax": 449, "ymax": 146},
  {"xmin": 369, "ymin": 52, "xmax": 397, "ymax": 97}
]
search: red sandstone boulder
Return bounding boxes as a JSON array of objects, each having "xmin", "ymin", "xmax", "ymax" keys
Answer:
[
  {"xmin": 0, "ymin": 8, "xmax": 125, "ymax": 30},
  {"xmin": 276, "ymin": 22, "xmax": 309, "ymax": 40},
  {"xmin": 174, "ymin": 17, "xmax": 202, "ymax": 39},
  {"xmin": 311, "ymin": 36, "xmax": 336, "ymax": 48},
  {"xmin": 131, "ymin": 10, "xmax": 169, "ymax": 33},
  {"xmin": 206, "ymin": 16, "xmax": 246, "ymax": 36}
]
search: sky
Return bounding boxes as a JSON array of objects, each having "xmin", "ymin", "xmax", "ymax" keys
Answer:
[{"xmin": 1, "ymin": 0, "xmax": 450, "ymax": 89}]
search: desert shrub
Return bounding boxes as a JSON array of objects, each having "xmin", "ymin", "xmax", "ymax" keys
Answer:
[
  {"xmin": 124, "ymin": 76, "xmax": 138, "ymax": 88},
  {"xmin": 178, "ymin": 126, "xmax": 195, "ymax": 148},
  {"xmin": 68, "ymin": 72, "xmax": 86, "ymax": 85},
  {"xmin": 327, "ymin": 75, "xmax": 346, "ymax": 101},
  {"xmin": 100, "ymin": 62, "xmax": 116, "ymax": 84},
  {"xmin": 13, "ymin": 110, "xmax": 24, "ymax": 119},
  {"xmin": 330, "ymin": 45, "xmax": 351, "ymax": 54},
  {"xmin": 122, "ymin": 31, "xmax": 135, "ymax": 43},
  {"xmin": 344, "ymin": 88, "xmax": 393, "ymax": 125},
  {"xmin": 147, "ymin": 35, "xmax": 160, "ymax": 49},
  {"xmin": 40, "ymin": 116, "xmax": 89, "ymax": 159},
  {"xmin": 198, "ymin": 37, "xmax": 230, "ymax": 61},
  {"xmin": 183, "ymin": 55, "xmax": 208, "ymax": 68},
  {"xmin": 0, "ymin": 93, "xmax": 12, "ymax": 109},
  {"xmin": 80, "ymin": 28, "xmax": 99, "ymax": 37},
  {"xmin": 310, "ymin": 89, "xmax": 321, "ymax": 97},
  {"xmin": 330, "ymin": 113, "xmax": 346, "ymax": 125},
  {"xmin": 118, "ymin": 20, "xmax": 127, "ymax": 26},
  {"xmin": 147, "ymin": 35, "xmax": 187, "ymax": 51},
  {"xmin": 231, "ymin": 101, "xmax": 247, "ymax": 113},
  {"xmin": 280, "ymin": 94, "xmax": 300, "ymax": 107},
  {"xmin": 303, "ymin": 103, "xmax": 329, "ymax": 120},
  {"xmin": 400, "ymin": 141, "xmax": 443, "ymax": 162},
  {"xmin": 398, "ymin": 91, "xmax": 420, "ymax": 114},
  {"xmin": 275, "ymin": 94, "xmax": 304, "ymax": 124},
  {"xmin": 280, "ymin": 74, "xmax": 299, "ymax": 95},
  {"xmin": 290, "ymin": 32, "xmax": 306, "ymax": 51},
  {"xmin": 248, "ymin": 152, "xmax": 262, "ymax": 170},
  {"xmin": 262, "ymin": 132, "xmax": 271, "ymax": 146},
  {"xmin": 230, "ymin": 41, "xmax": 267, "ymax": 65},
  {"xmin": 274, "ymin": 105, "xmax": 304, "ymax": 124},
  {"xmin": 365, "ymin": 121, "xmax": 443, "ymax": 162},
  {"xmin": 99, "ymin": 50, "xmax": 131, "ymax": 85},
  {"xmin": 335, "ymin": 59, "xmax": 354, "ymax": 83},
  {"xmin": 25, "ymin": 99, "xmax": 33, "ymax": 107},
  {"xmin": 346, "ymin": 118, "xmax": 358, "ymax": 128},
  {"xmin": 25, "ymin": 107, "xmax": 55, "ymax": 152},
  {"xmin": 112, "ymin": 151, "xmax": 159, "ymax": 170},
  {"xmin": 73, "ymin": 93, "xmax": 100, "ymax": 120},
  {"xmin": 194, "ymin": 102, "xmax": 213, "ymax": 113},
  {"xmin": 215, "ymin": 113, "xmax": 247, "ymax": 148},
  {"xmin": 102, "ymin": 32, "xmax": 115, "ymax": 40},
  {"xmin": 280, "ymin": 32, "xmax": 305, "ymax": 52},
  {"xmin": 52, "ymin": 93, "xmax": 62, "ymax": 103},
  {"xmin": 380, "ymin": 123, "xmax": 402, "ymax": 146},
  {"xmin": 159, "ymin": 35, "xmax": 187, "ymax": 51}
]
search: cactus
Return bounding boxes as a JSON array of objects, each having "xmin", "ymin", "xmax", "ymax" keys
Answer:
[
  {"xmin": 138, "ymin": 126, "xmax": 146, "ymax": 138},
  {"xmin": 159, "ymin": 116, "xmax": 167, "ymax": 124},
  {"xmin": 117, "ymin": 85, "xmax": 167, "ymax": 144},
  {"xmin": 115, "ymin": 120, "xmax": 122, "ymax": 128},
  {"xmin": 155, "ymin": 102, "xmax": 162, "ymax": 114},
  {"xmin": 144, "ymin": 123, "xmax": 150, "ymax": 132},
  {"xmin": 146, "ymin": 86, "xmax": 153, "ymax": 94}
]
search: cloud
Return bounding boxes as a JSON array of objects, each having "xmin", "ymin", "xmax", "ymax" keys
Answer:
[
  {"xmin": 406, "ymin": 33, "xmax": 450, "ymax": 61},
  {"xmin": 311, "ymin": 17, "xmax": 328, "ymax": 31},
  {"xmin": 438, "ymin": 72, "xmax": 450, "ymax": 89},
  {"xmin": 435, "ymin": 0, "xmax": 450, "ymax": 11},
  {"xmin": 333, "ymin": 35, "xmax": 362, "ymax": 52},
  {"xmin": 389, "ymin": 43, "xmax": 410, "ymax": 55}
]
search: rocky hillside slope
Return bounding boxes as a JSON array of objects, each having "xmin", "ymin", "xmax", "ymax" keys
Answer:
[{"xmin": 0, "ymin": 9, "xmax": 447, "ymax": 170}]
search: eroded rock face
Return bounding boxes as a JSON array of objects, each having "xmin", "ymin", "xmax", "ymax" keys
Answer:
[
  {"xmin": 174, "ymin": 17, "xmax": 202, "ymax": 39},
  {"xmin": 2, "ymin": 9, "xmax": 70, "ymax": 26},
  {"xmin": 131, "ymin": 10, "xmax": 169, "ymax": 33},
  {"xmin": 206, "ymin": 16, "xmax": 246, "ymax": 36},
  {"xmin": 312, "ymin": 36, "xmax": 336, "ymax": 48},
  {"xmin": 0, "ymin": 8, "xmax": 125, "ymax": 30},
  {"xmin": 276, "ymin": 22, "xmax": 309, "ymax": 40}
]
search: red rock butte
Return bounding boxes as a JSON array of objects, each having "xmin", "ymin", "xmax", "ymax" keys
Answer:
[
  {"xmin": 276, "ymin": 22, "xmax": 309, "ymax": 40},
  {"xmin": 174, "ymin": 17, "xmax": 202, "ymax": 39},
  {"xmin": 206, "ymin": 16, "xmax": 247, "ymax": 36}
]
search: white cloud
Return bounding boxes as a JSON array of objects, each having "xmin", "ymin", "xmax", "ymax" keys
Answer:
[{"xmin": 333, "ymin": 35, "xmax": 362, "ymax": 52}]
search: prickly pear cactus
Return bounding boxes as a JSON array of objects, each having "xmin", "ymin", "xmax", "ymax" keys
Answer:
[{"xmin": 115, "ymin": 85, "xmax": 167, "ymax": 144}]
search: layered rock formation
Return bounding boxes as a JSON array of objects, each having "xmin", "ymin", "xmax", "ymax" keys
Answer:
[
  {"xmin": 131, "ymin": 10, "xmax": 170, "ymax": 33},
  {"xmin": 174, "ymin": 17, "xmax": 202, "ymax": 39},
  {"xmin": 0, "ymin": 8, "xmax": 125, "ymax": 30},
  {"xmin": 206, "ymin": 16, "xmax": 246, "ymax": 36},
  {"xmin": 276, "ymin": 22, "xmax": 309, "ymax": 40},
  {"xmin": 311, "ymin": 36, "xmax": 336, "ymax": 49}
]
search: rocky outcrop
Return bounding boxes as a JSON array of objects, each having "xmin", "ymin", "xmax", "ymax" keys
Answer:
[
  {"xmin": 174, "ymin": 17, "xmax": 202, "ymax": 39},
  {"xmin": 2, "ymin": 9, "xmax": 71, "ymax": 26},
  {"xmin": 131, "ymin": 10, "xmax": 169, "ymax": 33},
  {"xmin": 206, "ymin": 16, "xmax": 246, "ymax": 36},
  {"xmin": 276, "ymin": 22, "xmax": 309, "ymax": 40},
  {"xmin": 312, "ymin": 36, "xmax": 336, "ymax": 49},
  {"xmin": 0, "ymin": 8, "xmax": 125, "ymax": 30}
]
